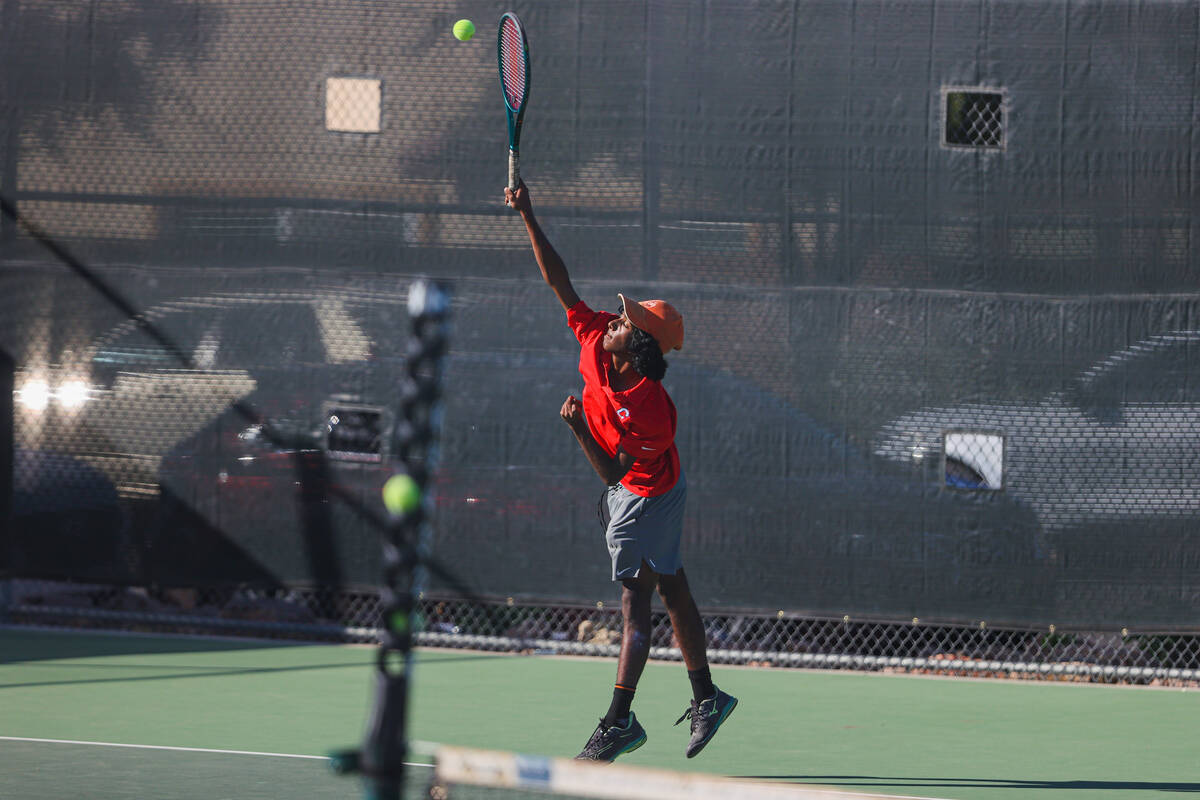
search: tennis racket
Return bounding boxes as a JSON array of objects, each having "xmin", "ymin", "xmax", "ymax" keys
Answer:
[{"xmin": 497, "ymin": 12, "xmax": 531, "ymax": 191}]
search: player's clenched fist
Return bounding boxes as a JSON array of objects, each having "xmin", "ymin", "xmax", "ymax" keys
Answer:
[{"xmin": 560, "ymin": 394, "xmax": 585, "ymax": 431}]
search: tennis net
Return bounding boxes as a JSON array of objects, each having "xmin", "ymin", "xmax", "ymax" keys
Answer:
[{"xmin": 425, "ymin": 744, "xmax": 904, "ymax": 800}]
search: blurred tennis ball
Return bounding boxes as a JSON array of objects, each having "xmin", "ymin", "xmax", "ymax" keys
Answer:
[
  {"xmin": 383, "ymin": 473, "xmax": 421, "ymax": 515},
  {"xmin": 453, "ymin": 19, "xmax": 475, "ymax": 41}
]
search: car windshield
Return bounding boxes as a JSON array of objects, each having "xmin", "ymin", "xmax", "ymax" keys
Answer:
[
  {"xmin": 92, "ymin": 313, "xmax": 207, "ymax": 370},
  {"xmin": 1079, "ymin": 336, "xmax": 1200, "ymax": 405},
  {"xmin": 214, "ymin": 305, "xmax": 324, "ymax": 368}
]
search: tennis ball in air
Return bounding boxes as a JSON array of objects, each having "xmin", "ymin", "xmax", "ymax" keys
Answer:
[
  {"xmin": 383, "ymin": 473, "xmax": 421, "ymax": 515},
  {"xmin": 453, "ymin": 19, "xmax": 475, "ymax": 41}
]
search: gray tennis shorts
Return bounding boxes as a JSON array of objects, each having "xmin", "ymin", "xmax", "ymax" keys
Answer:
[{"xmin": 604, "ymin": 471, "xmax": 687, "ymax": 581}]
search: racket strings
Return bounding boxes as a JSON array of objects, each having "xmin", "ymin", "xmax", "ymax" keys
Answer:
[{"xmin": 499, "ymin": 21, "xmax": 527, "ymax": 109}]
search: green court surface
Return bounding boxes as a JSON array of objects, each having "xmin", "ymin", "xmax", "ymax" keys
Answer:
[{"xmin": 2, "ymin": 627, "xmax": 1197, "ymax": 799}]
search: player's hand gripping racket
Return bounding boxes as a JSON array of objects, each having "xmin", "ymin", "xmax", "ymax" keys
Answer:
[{"xmin": 497, "ymin": 12, "xmax": 531, "ymax": 191}]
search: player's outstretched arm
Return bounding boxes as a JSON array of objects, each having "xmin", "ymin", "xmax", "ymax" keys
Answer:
[{"xmin": 506, "ymin": 181, "xmax": 581, "ymax": 312}]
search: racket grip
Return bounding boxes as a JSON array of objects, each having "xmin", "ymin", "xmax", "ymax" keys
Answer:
[{"xmin": 508, "ymin": 150, "xmax": 520, "ymax": 192}]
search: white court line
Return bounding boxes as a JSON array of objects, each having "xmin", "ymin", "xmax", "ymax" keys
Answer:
[{"xmin": 0, "ymin": 736, "xmax": 433, "ymax": 768}]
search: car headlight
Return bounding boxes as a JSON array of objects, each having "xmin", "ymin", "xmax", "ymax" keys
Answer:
[
  {"xmin": 15, "ymin": 376, "xmax": 92, "ymax": 413},
  {"xmin": 16, "ymin": 378, "xmax": 50, "ymax": 412},
  {"xmin": 57, "ymin": 379, "xmax": 90, "ymax": 410}
]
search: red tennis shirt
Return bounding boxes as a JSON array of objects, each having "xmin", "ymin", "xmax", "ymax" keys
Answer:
[{"xmin": 567, "ymin": 301, "xmax": 681, "ymax": 497}]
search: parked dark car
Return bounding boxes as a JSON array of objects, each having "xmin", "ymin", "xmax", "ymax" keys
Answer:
[
  {"xmin": 428, "ymin": 352, "xmax": 1046, "ymax": 622},
  {"xmin": 155, "ymin": 335, "xmax": 1046, "ymax": 623}
]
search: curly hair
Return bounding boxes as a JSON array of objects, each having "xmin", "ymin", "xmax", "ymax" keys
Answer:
[{"xmin": 628, "ymin": 325, "xmax": 668, "ymax": 381}]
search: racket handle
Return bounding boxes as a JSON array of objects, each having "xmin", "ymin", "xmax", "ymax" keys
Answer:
[{"xmin": 508, "ymin": 149, "xmax": 520, "ymax": 192}]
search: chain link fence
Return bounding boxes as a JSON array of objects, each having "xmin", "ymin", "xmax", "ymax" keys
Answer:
[
  {"xmin": 943, "ymin": 89, "xmax": 1005, "ymax": 149},
  {"xmin": 4, "ymin": 0, "xmax": 1200, "ymax": 688},
  {"xmin": 5, "ymin": 579, "xmax": 1198, "ymax": 687}
]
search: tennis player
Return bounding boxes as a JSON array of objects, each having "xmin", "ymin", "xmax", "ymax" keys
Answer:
[{"xmin": 506, "ymin": 181, "xmax": 737, "ymax": 762}]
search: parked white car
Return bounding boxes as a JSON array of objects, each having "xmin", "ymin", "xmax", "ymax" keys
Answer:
[{"xmin": 873, "ymin": 331, "xmax": 1200, "ymax": 529}]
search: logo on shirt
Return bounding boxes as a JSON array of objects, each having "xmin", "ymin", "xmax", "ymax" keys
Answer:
[{"xmin": 616, "ymin": 407, "xmax": 630, "ymax": 421}]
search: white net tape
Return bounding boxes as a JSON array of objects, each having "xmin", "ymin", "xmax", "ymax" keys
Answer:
[{"xmin": 432, "ymin": 745, "xmax": 907, "ymax": 800}]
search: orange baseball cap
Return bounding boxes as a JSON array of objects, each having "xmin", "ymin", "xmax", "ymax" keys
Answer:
[{"xmin": 618, "ymin": 293, "xmax": 684, "ymax": 354}]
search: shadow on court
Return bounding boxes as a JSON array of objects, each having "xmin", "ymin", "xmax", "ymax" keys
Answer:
[
  {"xmin": 0, "ymin": 629, "xmax": 509, "ymax": 690},
  {"xmin": 0, "ymin": 628, "xmax": 302, "ymax": 664},
  {"xmin": 738, "ymin": 775, "xmax": 1200, "ymax": 793},
  {"xmin": 0, "ymin": 651, "xmax": 509, "ymax": 691},
  {"xmin": 0, "ymin": 660, "xmax": 369, "ymax": 690}
]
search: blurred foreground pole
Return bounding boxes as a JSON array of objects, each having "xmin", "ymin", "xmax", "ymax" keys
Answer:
[
  {"xmin": 0, "ymin": 347, "xmax": 10, "ymax": 618},
  {"xmin": 0, "ymin": 349, "xmax": 11, "ymax": 620},
  {"xmin": 329, "ymin": 279, "xmax": 450, "ymax": 800}
]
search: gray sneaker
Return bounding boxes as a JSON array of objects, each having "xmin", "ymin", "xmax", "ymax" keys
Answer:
[
  {"xmin": 674, "ymin": 687, "xmax": 738, "ymax": 758},
  {"xmin": 575, "ymin": 712, "xmax": 648, "ymax": 762}
]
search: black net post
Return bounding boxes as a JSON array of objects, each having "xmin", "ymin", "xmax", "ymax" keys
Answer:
[{"xmin": 330, "ymin": 279, "xmax": 450, "ymax": 799}]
